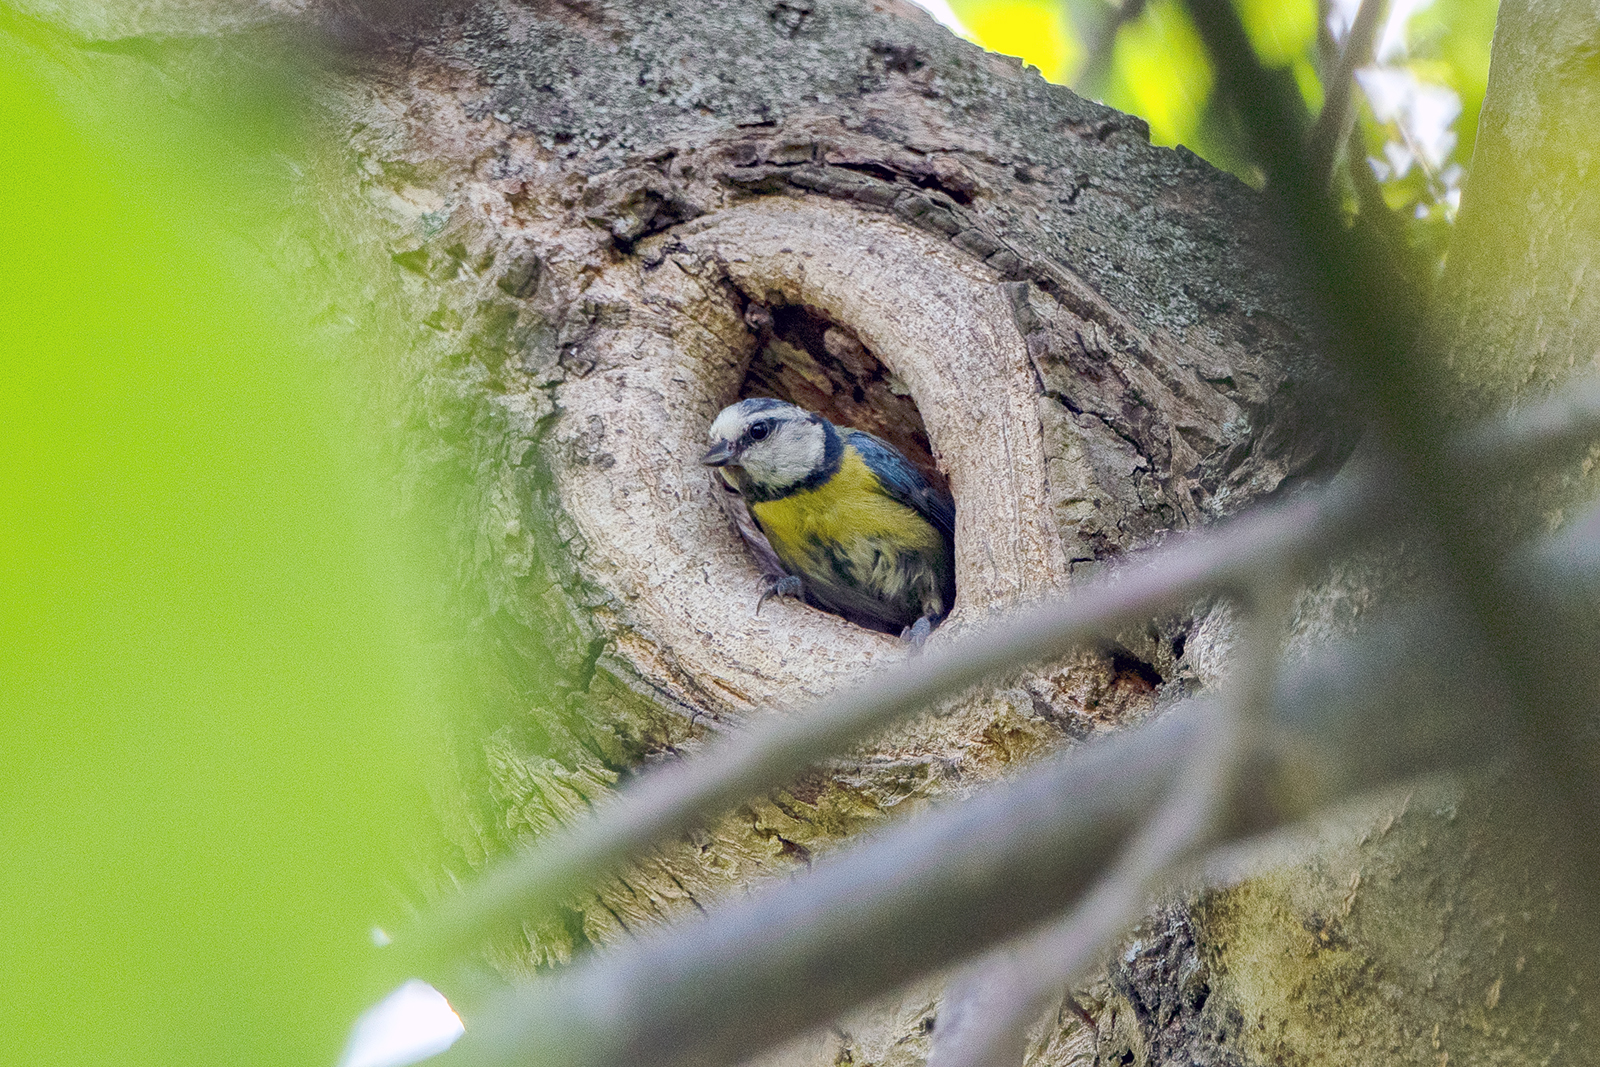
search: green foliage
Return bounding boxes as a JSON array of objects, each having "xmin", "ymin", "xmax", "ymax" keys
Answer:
[
  {"xmin": 0, "ymin": 20, "xmax": 454, "ymax": 1067},
  {"xmin": 1107, "ymin": 0, "xmax": 1215, "ymax": 149},
  {"xmin": 960, "ymin": 0, "xmax": 1085, "ymax": 80},
  {"xmin": 1413, "ymin": 0, "xmax": 1498, "ymax": 165},
  {"xmin": 949, "ymin": 0, "xmax": 1499, "ymax": 250}
]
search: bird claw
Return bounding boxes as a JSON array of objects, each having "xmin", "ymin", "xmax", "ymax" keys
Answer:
[
  {"xmin": 900, "ymin": 615, "xmax": 933, "ymax": 650},
  {"xmin": 756, "ymin": 574, "xmax": 803, "ymax": 616}
]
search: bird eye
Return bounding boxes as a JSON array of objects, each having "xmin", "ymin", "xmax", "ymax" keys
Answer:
[{"xmin": 749, "ymin": 420, "xmax": 772, "ymax": 442}]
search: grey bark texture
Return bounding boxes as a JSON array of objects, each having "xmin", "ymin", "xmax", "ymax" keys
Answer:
[
  {"xmin": 292, "ymin": 2, "xmax": 1349, "ymax": 1062},
  {"xmin": 23, "ymin": 0, "xmax": 1597, "ymax": 1063},
  {"xmin": 285, "ymin": 0, "xmax": 1347, "ymax": 1009}
]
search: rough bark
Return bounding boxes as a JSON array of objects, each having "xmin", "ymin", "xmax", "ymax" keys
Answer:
[
  {"xmin": 273, "ymin": 3, "xmax": 1371, "ymax": 1061},
  {"xmin": 283, "ymin": 0, "xmax": 1351, "ymax": 999},
  {"xmin": 13, "ymin": 0, "xmax": 1453, "ymax": 1063}
]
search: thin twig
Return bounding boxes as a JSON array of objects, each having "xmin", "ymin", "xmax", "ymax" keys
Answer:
[
  {"xmin": 1345, "ymin": 121, "xmax": 1420, "ymax": 277},
  {"xmin": 1306, "ymin": 0, "xmax": 1387, "ymax": 190},
  {"xmin": 1523, "ymin": 495, "xmax": 1600, "ymax": 588},
  {"xmin": 1181, "ymin": 777, "xmax": 1458, "ymax": 894},
  {"xmin": 1072, "ymin": 0, "xmax": 1147, "ymax": 100},
  {"xmin": 1455, "ymin": 371, "xmax": 1600, "ymax": 470}
]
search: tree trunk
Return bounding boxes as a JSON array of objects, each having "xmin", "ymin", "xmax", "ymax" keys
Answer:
[
  {"xmin": 30, "ymin": 0, "xmax": 1597, "ymax": 1063},
  {"xmin": 305, "ymin": 0, "xmax": 1343, "ymax": 982},
  {"xmin": 297, "ymin": 1, "xmax": 1350, "ymax": 1060}
]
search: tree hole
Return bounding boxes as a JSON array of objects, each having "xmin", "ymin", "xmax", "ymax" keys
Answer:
[
  {"xmin": 1107, "ymin": 648, "xmax": 1163, "ymax": 691},
  {"xmin": 734, "ymin": 297, "xmax": 949, "ymax": 496},
  {"xmin": 714, "ymin": 294, "xmax": 957, "ymax": 636}
]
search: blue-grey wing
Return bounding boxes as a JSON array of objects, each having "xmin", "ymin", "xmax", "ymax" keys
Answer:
[{"xmin": 844, "ymin": 430, "xmax": 955, "ymax": 539}]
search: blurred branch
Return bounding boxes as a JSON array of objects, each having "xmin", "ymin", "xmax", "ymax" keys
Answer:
[
  {"xmin": 447, "ymin": 702, "xmax": 1213, "ymax": 1067},
  {"xmin": 1226, "ymin": 585, "xmax": 1293, "ymax": 736},
  {"xmin": 1525, "ymin": 495, "xmax": 1600, "ymax": 591},
  {"xmin": 1181, "ymin": 776, "xmax": 1457, "ymax": 893},
  {"xmin": 442, "ymin": 576, "xmax": 1528, "ymax": 1067},
  {"xmin": 1316, "ymin": 0, "xmax": 1337, "ymax": 75},
  {"xmin": 405, "ymin": 368, "xmax": 1600, "ymax": 974},
  {"xmin": 1344, "ymin": 121, "xmax": 1419, "ymax": 271},
  {"xmin": 403, "ymin": 472, "xmax": 1374, "ymax": 969},
  {"xmin": 1306, "ymin": 0, "xmax": 1387, "ymax": 189},
  {"xmin": 1456, "ymin": 371, "xmax": 1600, "ymax": 470},
  {"xmin": 927, "ymin": 956, "xmax": 1057, "ymax": 1067}
]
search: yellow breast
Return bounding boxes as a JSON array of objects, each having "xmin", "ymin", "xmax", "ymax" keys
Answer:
[{"xmin": 748, "ymin": 446, "xmax": 944, "ymax": 560}]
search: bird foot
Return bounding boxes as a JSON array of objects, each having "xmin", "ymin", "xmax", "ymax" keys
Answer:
[
  {"xmin": 900, "ymin": 615, "xmax": 933, "ymax": 649},
  {"xmin": 756, "ymin": 574, "xmax": 803, "ymax": 616}
]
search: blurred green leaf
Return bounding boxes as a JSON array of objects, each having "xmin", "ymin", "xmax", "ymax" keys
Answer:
[
  {"xmin": 1292, "ymin": 54, "xmax": 1324, "ymax": 112},
  {"xmin": 1107, "ymin": 0, "xmax": 1214, "ymax": 147},
  {"xmin": 954, "ymin": 0, "xmax": 1498, "ymax": 255},
  {"xmin": 1235, "ymin": 0, "xmax": 1315, "ymax": 66},
  {"xmin": 0, "ymin": 22, "xmax": 444, "ymax": 1067},
  {"xmin": 1409, "ymin": 0, "xmax": 1498, "ymax": 173},
  {"xmin": 950, "ymin": 0, "xmax": 1084, "ymax": 81}
]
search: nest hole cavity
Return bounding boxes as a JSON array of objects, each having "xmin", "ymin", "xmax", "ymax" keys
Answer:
[{"xmin": 737, "ymin": 298, "xmax": 948, "ymax": 497}]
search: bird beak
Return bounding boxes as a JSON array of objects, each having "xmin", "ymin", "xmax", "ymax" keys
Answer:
[{"xmin": 700, "ymin": 440, "xmax": 735, "ymax": 467}]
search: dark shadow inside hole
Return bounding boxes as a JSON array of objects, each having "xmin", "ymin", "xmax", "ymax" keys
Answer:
[
  {"xmin": 1107, "ymin": 647, "xmax": 1164, "ymax": 690},
  {"xmin": 736, "ymin": 299, "xmax": 949, "ymax": 496}
]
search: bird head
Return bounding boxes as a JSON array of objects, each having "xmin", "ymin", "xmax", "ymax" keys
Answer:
[{"xmin": 702, "ymin": 398, "xmax": 830, "ymax": 497}]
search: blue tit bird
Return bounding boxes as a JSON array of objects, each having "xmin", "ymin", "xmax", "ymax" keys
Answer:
[{"xmin": 701, "ymin": 398, "xmax": 956, "ymax": 642}]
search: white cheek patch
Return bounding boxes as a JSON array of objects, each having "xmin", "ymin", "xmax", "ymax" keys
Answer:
[{"xmin": 745, "ymin": 424, "xmax": 825, "ymax": 490}]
